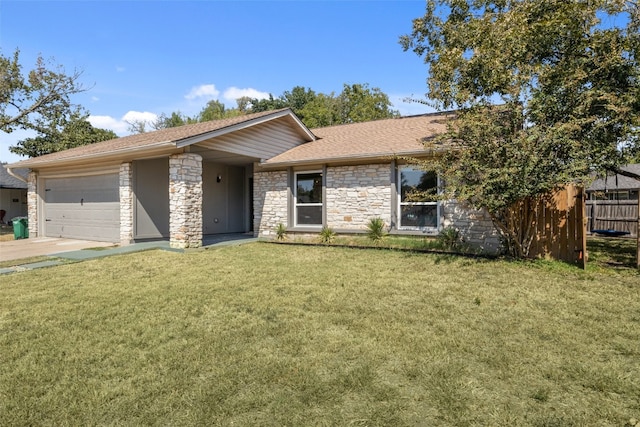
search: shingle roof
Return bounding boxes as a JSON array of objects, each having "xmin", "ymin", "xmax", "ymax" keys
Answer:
[
  {"xmin": 587, "ymin": 164, "xmax": 640, "ymax": 191},
  {"xmin": 6, "ymin": 109, "xmax": 453, "ymax": 171},
  {"xmin": 7, "ymin": 108, "xmax": 308, "ymax": 168},
  {"xmin": 1, "ymin": 165, "xmax": 28, "ymax": 189},
  {"xmin": 262, "ymin": 112, "xmax": 453, "ymax": 167}
]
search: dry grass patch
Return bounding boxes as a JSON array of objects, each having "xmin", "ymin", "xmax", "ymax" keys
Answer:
[
  {"xmin": 1, "ymin": 243, "xmax": 638, "ymax": 425},
  {"xmin": 0, "ymin": 225, "xmax": 15, "ymax": 242}
]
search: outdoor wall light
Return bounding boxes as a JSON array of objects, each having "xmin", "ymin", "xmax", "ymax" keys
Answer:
[{"xmin": 217, "ymin": 174, "xmax": 222, "ymax": 183}]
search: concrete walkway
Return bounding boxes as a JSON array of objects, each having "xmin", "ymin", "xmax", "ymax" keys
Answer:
[
  {"xmin": 0, "ymin": 237, "xmax": 116, "ymax": 263},
  {"xmin": 0, "ymin": 234, "xmax": 257, "ymax": 275}
]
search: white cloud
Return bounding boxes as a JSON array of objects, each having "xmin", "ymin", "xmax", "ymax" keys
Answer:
[
  {"xmin": 89, "ymin": 111, "xmax": 158, "ymax": 136},
  {"xmin": 223, "ymin": 87, "xmax": 270, "ymax": 103},
  {"xmin": 122, "ymin": 111, "xmax": 158, "ymax": 124},
  {"xmin": 116, "ymin": 66, "xmax": 125, "ymax": 72},
  {"xmin": 91, "ymin": 96, "xmax": 100, "ymax": 102},
  {"xmin": 185, "ymin": 84, "xmax": 220, "ymax": 101}
]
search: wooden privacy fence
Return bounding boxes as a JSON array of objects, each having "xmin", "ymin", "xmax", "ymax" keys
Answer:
[
  {"xmin": 586, "ymin": 200, "xmax": 638, "ymax": 237},
  {"xmin": 526, "ymin": 185, "xmax": 587, "ymax": 268}
]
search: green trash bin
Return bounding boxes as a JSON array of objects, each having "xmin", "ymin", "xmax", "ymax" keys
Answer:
[{"xmin": 12, "ymin": 217, "xmax": 28, "ymax": 240}]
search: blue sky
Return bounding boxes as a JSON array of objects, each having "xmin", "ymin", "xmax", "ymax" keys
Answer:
[{"xmin": 0, "ymin": 0, "xmax": 434, "ymax": 164}]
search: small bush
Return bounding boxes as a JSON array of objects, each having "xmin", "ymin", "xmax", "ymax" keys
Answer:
[
  {"xmin": 438, "ymin": 226, "xmax": 460, "ymax": 250},
  {"xmin": 275, "ymin": 223, "xmax": 287, "ymax": 241},
  {"xmin": 318, "ymin": 226, "xmax": 336, "ymax": 244},
  {"xmin": 366, "ymin": 217, "xmax": 387, "ymax": 244}
]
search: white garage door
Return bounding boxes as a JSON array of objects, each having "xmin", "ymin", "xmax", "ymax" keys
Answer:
[{"xmin": 44, "ymin": 174, "xmax": 120, "ymax": 242}]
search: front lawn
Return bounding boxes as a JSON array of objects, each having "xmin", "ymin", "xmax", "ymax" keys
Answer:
[{"xmin": 1, "ymin": 243, "xmax": 638, "ymax": 425}]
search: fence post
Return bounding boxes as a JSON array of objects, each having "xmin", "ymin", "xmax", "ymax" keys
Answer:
[
  {"xmin": 637, "ymin": 196, "xmax": 639, "ymax": 269},
  {"xmin": 580, "ymin": 187, "xmax": 587, "ymax": 270}
]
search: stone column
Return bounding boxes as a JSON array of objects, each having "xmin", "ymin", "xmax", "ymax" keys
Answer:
[
  {"xmin": 27, "ymin": 171, "xmax": 38, "ymax": 238},
  {"xmin": 119, "ymin": 162, "xmax": 134, "ymax": 245},
  {"xmin": 169, "ymin": 153, "xmax": 203, "ymax": 248}
]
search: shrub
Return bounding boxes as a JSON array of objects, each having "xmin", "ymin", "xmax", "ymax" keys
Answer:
[
  {"xmin": 275, "ymin": 223, "xmax": 287, "ymax": 241},
  {"xmin": 438, "ymin": 226, "xmax": 460, "ymax": 250},
  {"xmin": 318, "ymin": 226, "xmax": 336, "ymax": 244},
  {"xmin": 366, "ymin": 217, "xmax": 387, "ymax": 244}
]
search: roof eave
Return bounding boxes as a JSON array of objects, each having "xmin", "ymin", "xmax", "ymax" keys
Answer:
[
  {"xmin": 258, "ymin": 148, "xmax": 445, "ymax": 170},
  {"xmin": 4, "ymin": 167, "xmax": 28, "ymax": 184},
  {"xmin": 6, "ymin": 141, "xmax": 178, "ymax": 170}
]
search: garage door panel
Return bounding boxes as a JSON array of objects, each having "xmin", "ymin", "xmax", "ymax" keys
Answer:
[{"xmin": 44, "ymin": 175, "xmax": 120, "ymax": 242}]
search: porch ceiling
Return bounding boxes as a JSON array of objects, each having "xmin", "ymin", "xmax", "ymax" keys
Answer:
[{"xmin": 189, "ymin": 146, "xmax": 258, "ymax": 165}]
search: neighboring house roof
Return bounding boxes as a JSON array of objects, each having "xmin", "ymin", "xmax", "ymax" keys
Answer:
[
  {"xmin": 587, "ymin": 164, "xmax": 640, "ymax": 191},
  {"xmin": 0, "ymin": 165, "xmax": 28, "ymax": 189},
  {"xmin": 261, "ymin": 112, "xmax": 453, "ymax": 168},
  {"xmin": 7, "ymin": 109, "xmax": 315, "ymax": 169}
]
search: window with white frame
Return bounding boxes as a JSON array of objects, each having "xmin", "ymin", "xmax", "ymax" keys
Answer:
[
  {"xmin": 398, "ymin": 167, "xmax": 439, "ymax": 229},
  {"xmin": 295, "ymin": 171, "xmax": 323, "ymax": 226}
]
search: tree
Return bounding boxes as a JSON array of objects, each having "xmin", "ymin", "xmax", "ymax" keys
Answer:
[
  {"xmin": 126, "ymin": 119, "xmax": 149, "ymax": 134},
  {"xmin": 401, "ymin": 0, "xmax": 640, "ymax": 257},
  {"xmin": 1, "ymin": 49, "xmax": 115, "ymax": 157},
  {"xmin": 246, "ymin": 94, "xmax": 288, "ymax": 113},
  {"xmin": 1, "ymin": 49, "xmax": 87, "ymax": 135},
  {"xmin": 197, "ymin": 100, "xmax": 228, "ymax": 122},
  {"xmin": 153, "ymin": 111, "xmax": 196, "ymax": 130},
  {"xmin": 282, "ymin": 86, "xmax": 317, "ymax": 113},
  {"xmin": 10, "ymin": 110, "xmax": 117, "ymax": 157},
  {"xmin": 337, "ymin": 83, "xmax": 399, "ymax": 124},
  {"xmin": 298, "ymin": 93, "xmax": 341, "ymax": 128},
  {"xmin": 245, "ymin": 83, "xmax": 398, "ymax": 127}
]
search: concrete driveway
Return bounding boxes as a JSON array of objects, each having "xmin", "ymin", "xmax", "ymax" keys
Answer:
[{"xmin": 0, "ymin": 237, "xmax": 116, "ymax": 263}]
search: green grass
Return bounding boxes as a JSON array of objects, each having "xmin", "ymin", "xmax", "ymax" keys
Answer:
[
  {"xmin": 588, "ymin": 236, "xmax": 637, "ymax": 271},
  {"xmin": 1, "ymin": 242, "xmax": 639, "ymax": 425},
  {"xmin": 291, "ymin": 233, "xmax": 477, "ymax": 254}
]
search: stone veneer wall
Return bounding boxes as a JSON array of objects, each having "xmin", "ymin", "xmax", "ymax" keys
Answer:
[
  {"xmin": 119, "ymin": 162, "xmax": 133, "ymax": 245},
  {"xmin": 442, "ymin": 200, "xmax": 502, "ymax": 254},
  {"xmin": 254, "ymin": 165, "xmax": 503, "ymax": 255},
  {"xmin": 326, "ymin": 164, "xmax": 391, "ymax": 229},
  {"xmin": 254, "ymin": 170, "xmax": 288, "ymax": 238},
  {"xmin": 27, "ymin": 171, "xmax": 37, "ymax": 237},
  {"xmin": 169, "ymin": 153, "xmax": 203, "ymax": 248}
]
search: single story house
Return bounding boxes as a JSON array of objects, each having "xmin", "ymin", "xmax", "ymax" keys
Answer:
[
  {"xmin": 6, "ymin": 108, "xmax": 501, "ymax": 252},
  {"xmin": 586, "ymin": 164, "xmax": 640, "ymax": 201},
  {"xmin": 585, "ymin": 164, "xmax": 640, "ymax": 237},
  {"xmin": 0, "ymin": 165, "xmax": 28, "ymax": 224}
]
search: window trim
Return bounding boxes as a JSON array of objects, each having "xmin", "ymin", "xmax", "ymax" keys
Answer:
[
  {"xmin": 397, "ymin": 166, "xmax": 440, "ymax": 231},
  {"xmin": 293, "ymin": 170, "xmax": 323, "ymax": 228}
]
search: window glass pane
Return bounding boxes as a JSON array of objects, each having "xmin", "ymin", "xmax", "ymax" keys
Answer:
[
  {"xmin": 297, "ymin": 173, "xmax": 322, "ymax": 204},
  {"xmin": 401, "ymin": 168, "xmax": 437, "ymax": 202},
  {"xmin": 400, "ymin": 205, "xmax": 437, "ymax": 228},
  {"xmin": 297, "ymin": 205, "xmax": 322, "ymax": 225}
]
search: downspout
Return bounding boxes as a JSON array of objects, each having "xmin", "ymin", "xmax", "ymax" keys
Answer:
[{"xmin": 6, "ymin": 166, "xmax": 28, "ymax": 183}]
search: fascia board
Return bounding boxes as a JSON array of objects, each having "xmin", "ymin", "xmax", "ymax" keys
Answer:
[
  {"xmin": 257, "ymin": 149, "xmax": 442, "ymax": 170},
  {"xmin": 7, "ymin": 142, "xmax": 177, "ymax": 169}
]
